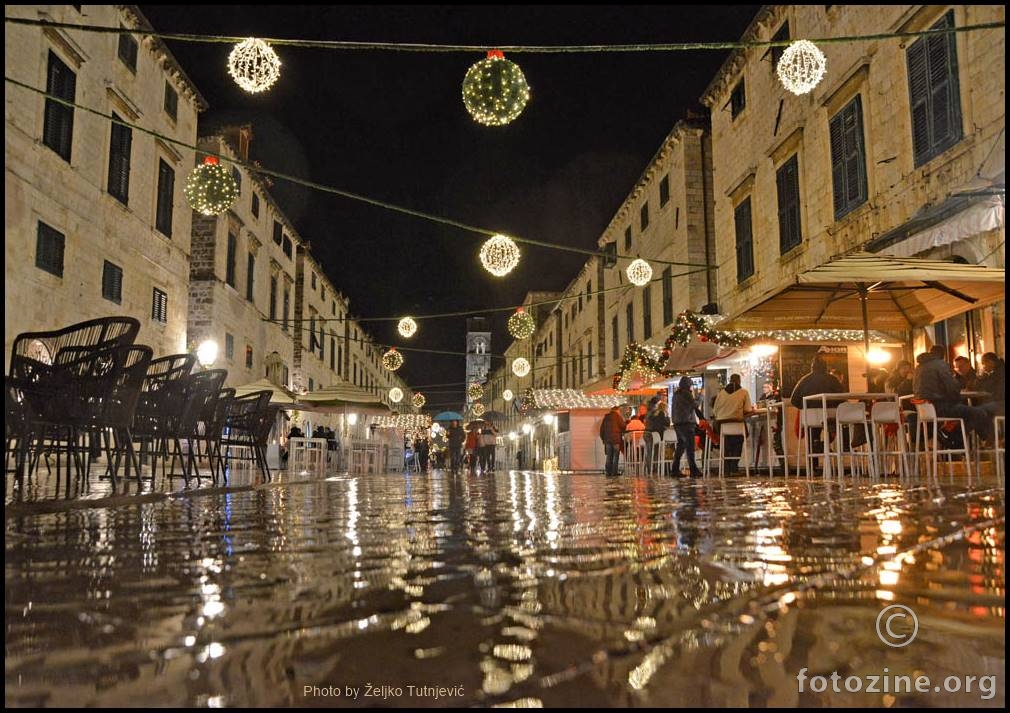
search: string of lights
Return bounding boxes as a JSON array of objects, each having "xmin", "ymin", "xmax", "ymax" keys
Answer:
[
  {"xmin": 2, "ymin": 77, "xmax": 713, "ymax": 270},
  {"xmin": 5, "ymin": 16, "xmax": 1003, "ymax": 53}
]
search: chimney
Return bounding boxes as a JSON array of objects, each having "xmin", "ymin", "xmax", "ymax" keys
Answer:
[{"xmin": 221, "ymin": 124, "xmax": 253, "ymax": 161}]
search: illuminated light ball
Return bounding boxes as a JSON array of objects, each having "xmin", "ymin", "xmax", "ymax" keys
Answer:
[
  {"xmin": 508, "ymin": 431, "xmax": 517, "ymax": 441},
  {"xmin": 382, "ymin": 348, "xmax": 404, "ymax": 371},
  {"xmin": 412, "ymin": 393, "xmax": 426, "ymax": 409},
  {"xmin": 776, "ymin": 39, "xmax": 827, "ymax": 95},
  {"xmin": 502, "ymin": 389, "xmax": 514, "ymax": 402},
  {"xmin": 473, "ymin": 402, "xmax": 486, "ymax": 417},
  {"xmin": 389, "ymin": 387, "xmax": 404, "ymax": 403},
  {"xmin": 397, "ymin": 316, "xmax": 418, "ymax": 338},
  {"xmin": 507, "ymin": 307, "xmax": 535, "ymax": 340},
  {"xmin": 462, "ymin": 49, "xmax": 531, "ymax": 126},
  {"xmin": 227, "ymin": 37, "xmax": 281, "ymax": 93},
  {"xmin": 543, "ymin": 413, "xmax": 555, "ymax": 425},
  {"xmin": 479, "ymin": 234, "xmax": 520, "ymax": 277},
  {"xmin": 512, "ymin": 357, "xmax": 530, "ymax": 377},
  {"xmin": 626, "ymin": 258, "xmax": 653, "ymax": 287},
  {"xmin": 467, "ymin": 382, "xmax": 484, "ymax": 401},
  {"xmin": 185, "ymin": 157, "xmax": 240, "ymax": 216},
  {"xmin": 522, "ymin": 423, "xmax": 532, "ymax": 435}
]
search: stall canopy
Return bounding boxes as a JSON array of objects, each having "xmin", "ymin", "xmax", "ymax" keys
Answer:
[
  {"xmin": 723, "ymin": 251, "xmax": 1006, "ymax": 368},
  {"xmin": 297, "ymin": 383, "xmax": 384, "ymax": 411},
  {"xmin": 664, "ymin": 341, "xmax": 738, "ymax": 372},
  {"xmin": 530, "ymin": 389, "xmax": 624, "ymax": 410}
]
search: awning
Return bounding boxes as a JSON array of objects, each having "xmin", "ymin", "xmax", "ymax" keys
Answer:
[
  {"xmin": 864, "ymin": 190, "xmax": 1004, "ymax": 258},
  {"xmin": 233, "ymin": 378, "xmax": 298, "ymax": 405},
  {"xmin": 724, "ymin": 252, "xmax": 1006, "ymax": 333},
  {"xmin": 298, "ymin": 383, "xmax": 385, "ymax": 410}
]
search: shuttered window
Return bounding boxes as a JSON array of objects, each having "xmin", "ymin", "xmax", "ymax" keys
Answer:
[
  {"xmin": 102, "ymin": 260, "xmax": 123, "ymax": 304},
  {"xmin": 662, "ymin": 266, "xmax": 673, "ymax": 325},
  {"xmin": 612, "ymin": 315, "xmax": 619, "ymax": 359},
  {"xmin": 776, "ymin": 155, "xmax": 802, "ymax": 254},
  {"xmin": 734, "ymin": 198, "xmax": 754, "ymax": 282},
  {"xmin": 624, "ymin": 226, "xmax": 632, "ymax": 251},
  {"xmin": 36, "ymin": 221, "xmax": 65, "ymax": 277},
  {"xmin": 43, "ymin": 51, "xmax": 75, "ymax": 161},
  {"xmin": 829, "ymin": 95, "xmax": 868, "ymax": 219},
  {"xmin": 730, "ymin": 79, "xmax": 746, "ymax": 119},
  {"xmin": 152, "ymin": 288, "xmax": 168, "ymax": 323},
  {"xmin": 117, "ymin": 31, "xmax": 137, "ymax": 72},
  {"xmin": 642, "ymin": 285, "xmax": 653, "ymax": 339},
  {"xmin": 659, "ymin": 174, "xmax": 670, "ymax": 207},
  {"xmin": 225, "ymin": 233, "xmax": 237, "ymax": 287},
  {"xmin": 907, "ymin": 11, "xmax": 963, "ymax": 166},
  {"xmin": 155, "ymin": 159, "xmax": 174, "ymax": 237},
  {"xmin": 626, "ymin": 302, "xmax": 635, "ymax": 344},
  {"xmin": 252, "ymin": 192, "xmax": 260, "ymax": 218},
  {"xmin": 107, "ymin": 114, "xmax": 132, "ymax": 204},
  {"xmin": 269, "ymin": 275, "xmax": 277, "ymax": 320},
  {"xmin": 163, "ymin": 82, "xmax": 177, "ymax": 120},
  {"xmin": 640, "ymin": 201, "xmax": 650, "ymax": 231},
  {"xmin": 246, "ymin": 252, "xmax": 255, "ymax": 302},
  {"xmin": 273, "ymin": 220, "xmax": 283, "ymax": 245}
]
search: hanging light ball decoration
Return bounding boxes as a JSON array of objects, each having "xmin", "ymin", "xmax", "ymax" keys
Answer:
[
  {"xmin": 397, "ymin": 316, "xmax": 418, "ymax": 338},
  {"xmin": 388, "ymin": 387, "xmax": 404, "ymax": 403},
  {"xmin": 467, "ymin": 382, "xmax": 484, "ymax": 401},
  {"xmin": 626, "ymin": 258, "xmax": 653, "ymax": 287},
  {"xmin": 462, "ymin": 49, "xmax": 531, "ymax": 127},
  {"xmin": 185, "ymin": 157, "xmax": 240, "ymax": 216},
  {"xmin": 227, "ymin": 38, "xmax": 282, "ymax": 94},
  {"xmin": 512, "ymin": 357, "xmax": 531, "ymax": 377},
  {"xmin": 472, "ymin": 402, "xmax": 486, "ymax": 417},
  {"xmin": 479, "ymin": 234, "xmax": 521, "ymax": 277},
  {"xmin": 412, "ymin": 393, "xmax": 426, "ymax": 409},
  {"xmin": 507, "ymin": 307, "xmax": 536, "ymax": 340},
  {"xmin": 776, "ymin": 40, "xmax": 827, "ymax": 95},
  {"xmin": 382, "ymin": 348, "xmax": 404, "ymax": 372},
  {"xmin": 502, "ymin": 389, "xmax": 514, "ymax": 402}
]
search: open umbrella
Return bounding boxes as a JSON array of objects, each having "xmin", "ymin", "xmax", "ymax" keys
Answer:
[
  {"xmin": 433, "ymin": 410, "xmax": 464, "ymax": 422},
  {"xmin": 233, "ymin": 378, "xmax": 298, "ymax": 405},
  {"xmin": 724, "ymin": 251, "xmax": 1006, "ymax": 371}
]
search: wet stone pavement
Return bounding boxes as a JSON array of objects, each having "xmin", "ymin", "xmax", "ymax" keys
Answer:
[{"xmin": 5, "ymin": 469, "xmax": 1005, "ymax": 707}]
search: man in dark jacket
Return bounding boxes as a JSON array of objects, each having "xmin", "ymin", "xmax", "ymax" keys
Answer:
[
  {"xmin": 790, "ymin": 355, "xmax": 845, "ymax": 455},
  {"xmin": 600, "ymin": 405, "xmax": 626, "ymax": 476},
  {"xmin": 446, "ymin": 420, "xmax": 465, "ymax": 474},
  {"xmin": 913, "ymin": 350, "xmax": 990, "ymax": 438}
]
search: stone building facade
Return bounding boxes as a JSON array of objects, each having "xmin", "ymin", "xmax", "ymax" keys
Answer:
[
  {"xmin": 701, "ymin": 5, "xmax": 1005, "ymax": 359},
  {"xmin": 4, "ymin": 5, "xmax": 206, "ymax": 365}
]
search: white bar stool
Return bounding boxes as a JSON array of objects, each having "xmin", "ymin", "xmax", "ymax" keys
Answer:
[
  {"xmin": 798, "ymin": 407, "xmax": 836, "ymax": 477},
  {"xmin": 993, "ymin": 415, "xmax": 1004, "ymax": 480},
  {"xmin": 913, "ymin": 402, "xmax": 971, "ymax": 481},
  {"xmin": 703, "ymin": 421, "xmax": 750, "ymax": 477},
  {"xmin": 834, "ymin": 402, "xmax": 875, "ymax": 478},
  {"xmin": 870, "ymin": 402, "xmax": 910, "ymax": 479}
]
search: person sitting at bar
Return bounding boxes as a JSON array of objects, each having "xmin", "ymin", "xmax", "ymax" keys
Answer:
[
  {"xmin": 713, "ymin": 373, "xmax": 753, "ymax": 473},
  {"xmin": 790, "ymin": 355, "xmax": 845, "ymax": 454},
  {"xmin": 975, "ymin": 352, "xmax": 1005, "ymax": 417},
  {"xmin": 913, "ymin": 348, "xmax": 991, "ymax": 440},
  {"xmin": 953, "ymin": 355, "xmax": 978, "ymax": 390},
  {"xmin": 885, "ymin": 360, "xmax": 914, "ymax": 397}
]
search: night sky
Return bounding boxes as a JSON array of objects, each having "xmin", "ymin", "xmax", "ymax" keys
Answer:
[{"xmin": 140, "ymin": 5, "xmax": 758, "ymax": 403}]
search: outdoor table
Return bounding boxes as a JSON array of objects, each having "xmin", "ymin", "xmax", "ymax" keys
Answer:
[{"xmin": 802, "ymin": 392, "xmax": 898, "ymax": 477}]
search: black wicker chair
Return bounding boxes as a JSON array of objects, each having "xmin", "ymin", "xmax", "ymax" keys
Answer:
[
  {"xmin": 222, "ymin": 391, "xmax": 276, "ymax": 482},
  {"xmin": 133, "ymin": 354, "xmax": 196, "ymax": 480}
]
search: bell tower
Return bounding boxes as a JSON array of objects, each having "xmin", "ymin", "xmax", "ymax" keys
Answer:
[{"xmin": 465, "ymin": 317, "xmax": 491, "ymax": 395}]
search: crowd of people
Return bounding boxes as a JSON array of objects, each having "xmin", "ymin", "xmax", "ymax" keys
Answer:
[{"xmin": 408, "ymin": 419, "xmax": 500, "ymax": 475}]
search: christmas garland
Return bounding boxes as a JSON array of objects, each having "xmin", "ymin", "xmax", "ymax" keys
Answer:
[
  {"xmin": 518, "ymin": 387, "xmax": 536, "ymax": 414},
  {"xmin": 612, "ymin": 311, "xmax": 746, "ymax": 390}
]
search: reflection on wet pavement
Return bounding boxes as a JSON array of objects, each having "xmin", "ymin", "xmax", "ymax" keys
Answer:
[{"xmin": 5, "ymin": 471, "xmax": 1005, "ymax": 707}]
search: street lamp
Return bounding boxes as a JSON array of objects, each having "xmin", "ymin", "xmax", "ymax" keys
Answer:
[
  {"xmin": 196, "ymin": 339, "xmax": 219, "ymax": 369},
  {"xmin": 348, "ymin": 412, "xmax": 359, "ymax": 426},
  {"xmin": 543, "ymin": 413, "xmax": 555, "ymax": 425}
]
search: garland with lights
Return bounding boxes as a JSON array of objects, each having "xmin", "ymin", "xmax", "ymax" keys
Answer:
[
  {"xmin": 228, "ymin": 37, "xmax": 281, "ymax": 93},
  {"xmin": 382, "ymin": 348, "xmax": 404, "ymax": 371},
  {"xmin": 518, "ymin": 387, "xmax": 536, "ymax": 414},
  {"xmin": 185, "ymin": 156, "xmax": 239, "ymax": 215},
  {"xmin": 507, "ymin": 307, "xmax": 535, "ymax": 340},
  {"xmin": 462, "ymin": 49, "xmax": 531, "ymax": 126},
  {"xmin": 612, "ymin": 311, "xmax": 746, "ymax": 390}
]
